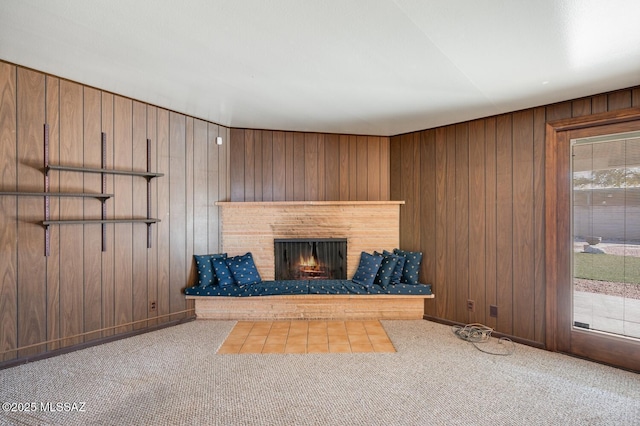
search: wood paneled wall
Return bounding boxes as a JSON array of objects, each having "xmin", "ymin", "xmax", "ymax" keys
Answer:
[
  {"xmin": 229, "ymin": 129, "xmax": 390, "ymax": 202},
  {"xmin": 391, "ymin": 86, "xmax": 640, "ymax": 345},
  {"xmin": 0, "ymin": 62, "xmax": 230, "ymax": 365}
]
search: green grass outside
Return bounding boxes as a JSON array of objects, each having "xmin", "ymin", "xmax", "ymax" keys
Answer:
[{"xmin": 574, "ymin": 252, "xmax": 640, "ymax": 284}]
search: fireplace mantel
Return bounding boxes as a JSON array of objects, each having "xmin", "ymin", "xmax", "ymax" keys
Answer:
[
  {"xmin": 215, "ymin": 201, "xmax": 405, "ymax": 207},
  {"xmin": 216, "ymin": 200, "xmax": 405, "ymax": 280}
]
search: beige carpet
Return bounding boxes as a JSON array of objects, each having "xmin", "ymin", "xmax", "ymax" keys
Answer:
[{"xmin": 0, "ymin": 320, "xmax": 638, "ymax": 425}]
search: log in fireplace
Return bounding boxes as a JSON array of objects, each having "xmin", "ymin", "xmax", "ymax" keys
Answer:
[{"xmin": 274, "ymin": 238, "xmax": 347, "ymax": 280}]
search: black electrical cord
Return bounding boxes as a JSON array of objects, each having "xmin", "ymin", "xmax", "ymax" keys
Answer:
[{"xmin": 452, "ymin": 323, "xmax": 515, "ymax": 356}]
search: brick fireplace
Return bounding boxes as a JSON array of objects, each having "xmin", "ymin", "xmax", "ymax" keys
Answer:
[{"xmin": 216, "ymin": 201, "xmax": 404, "ymax": 280}]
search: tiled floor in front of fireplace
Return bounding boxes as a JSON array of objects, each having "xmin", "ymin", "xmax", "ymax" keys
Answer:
[{"xmin": 217, "ymin": 320, "xmax": 396, "ymax": 354}]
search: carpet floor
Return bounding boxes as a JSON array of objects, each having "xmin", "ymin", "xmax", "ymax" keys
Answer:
[{"xmin": 0, "ymin": 320, "xmax": 638, "ymax": 425}]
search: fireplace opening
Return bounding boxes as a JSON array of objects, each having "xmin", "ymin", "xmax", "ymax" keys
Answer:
[{"xmin": 274, "ymin": 238, "xmax": 347, "ymax": 280}]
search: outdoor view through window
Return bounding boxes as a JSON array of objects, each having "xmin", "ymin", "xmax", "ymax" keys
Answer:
[{"xmin": 572, "ymin": 131, "xmax": 640, "ymax": 340}]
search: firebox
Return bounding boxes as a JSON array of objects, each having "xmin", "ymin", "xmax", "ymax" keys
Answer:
[{"xmin": 274, "ymin": 238, "xmax": 347, "ymax": 280}]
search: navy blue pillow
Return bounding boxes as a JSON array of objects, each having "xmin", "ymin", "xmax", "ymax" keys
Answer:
[
  {"xmin": 352, "ymin": 252, "xmax": 383, "ymax": 288},
  {"xmin": 384, "ymin": 250, "xmax": 406, "ymax": 285},
  {"xmin": 226, "ymin": 252, "xmax": 262, "ymax": 287},
  {"xmin": 373, "ymin": 251, "xmax": 399, "ymax": 288},
  {"xmin": 393, "ymin": 248, "xmax": 423, "ymax": 285},
  {"xmin": 212, "ymin": 257, "xmax": 235, "ymax": 287},
  {"xmin": 194, "ymin": 253, "xmax": 227, "ymax": 287}
]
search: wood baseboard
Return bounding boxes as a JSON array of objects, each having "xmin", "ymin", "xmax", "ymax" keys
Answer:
[{"xmin": 187, "ymin": 294, "xmax": 434, "ymax": 320}]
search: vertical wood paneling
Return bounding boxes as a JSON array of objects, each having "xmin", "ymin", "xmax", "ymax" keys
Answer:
[
  {"xmin": 468, "ymin": 120, "xmax": 486, "ymax": 325},
  {"xmin": 244, "ymin": 130, "xmax": 255, "ymax": 202},
  {"xmin": 0, "ymin": 62, "xmax": 17, "ymax": 361},
  {"xmin": 512, "ymin": 110, "xmax": 535, "ymax": 340},
  {"xmin": 253, "ymin": 130, "xmax": 262, "ymax": 201},
  {"xmin": 113, "ymin": 95, "xmax": 133, "ymax": 335},
  {"xmin": 399, "ymin": 134, "xmax": 412, "ymax": 249},
  {"xmin": 317, "ymin": 134, "xmax": 325, "ymax": 201},
  {"xmin": 389, "ymin": 135, "xmax": 401, "ymax": 202},
  {"xmin": 356, "ymin": 136, "xmax": 368, "ymax": 201},
  {"xmin": 169, "ymin": 112, "xmax": 186, "ymax": 320},
  {"xmin": 608, "ymin": 90, "xmax": 632, "ymax": 111},
  {"xmin": 193, "ymin": 119, "xmax": 209, "ymax": 257},
  {"xmin": 1, "ymin": 62, "xmax": 235, "ymax": 364},
  {"xmin": 409, "ymin": 134, "xmax": 421, "ymax": 251},
  {"xmin": 221, "ymin": 127, "xmax": 230, "ymax": 203},
  {"xmin": 147, "ymin": 106, "xmax": 158, "ymax": 326},
  {"xmin": 533, "ymin": 107, "xmax": 546, "ymax": 343},
  {"xmin": 349, "ymin": 135, "xmax": 358, "ymax": 200},
  {"xmin": 262, "ymin": 130, "xmax": 273, "ymax": 201},
  {"xmin": 444, "ymin": 126, "xmax": 457, "ymax": 321},
  {"xmin": 572, "ymin": 98, "xmax": 591, "ymax": 117},
  {"xmin": 285, "ymin": 132, "xmax": 294, "ymax": 201},
  {"xmin": 4, "ymin": 58, "xmax": 640, "ymax": 361},
  {"xmin": 101, "ymin": 92, "xmax": 115, "ymax": 337},
  {"xmin": 495, "ymin": 115, "xmax": 513, "ymax": 334},
  {"xmin": 455, "ymin": 124, "xmax": 469, "ymax": 323},
  {"xmin": 272, "ymin": 131, "xmax": 285, "ymax": 201},
  {"xmin": 484, "ymin": 117, "xmax": 497, "ymax": 330},
  {"xmin": 208, "ymin": 123, "xmax": 222, "ymax": 252},
  {"xmin": 156, "ymin": 108, "xmax": 170, "ymax": 324},
  {"xmin": 45, "ymin": 75, "xmax": 61, "ymax": 350},
  {"xmin": 185, "ymin": 116, "xmax": 195, "ymax": 314},
  {"xmin": 304, "ymin": 133, "xmax": 318, "ymax": 200},
  {"xmin": 592, "ymin": 95, "xmax": 608, "ymax": 114},
  {"xmin": 433, "ymin": 128, "xmax": 447, "ymax": 318},
  {"xmin": 380, "ymin": 137, "xmax": 390, "ymax": 200},
  {"xmin": 132, "ymin": 101, "xmax": 148, "ymax": 330},
  {"xmin": 325, "ymin": 134, "xmax": 340, "ymax": 200},
  {"xmin": 229, "ymin": 128, "xmax": 244, "ymax": 201},
  {"xmin": 339, "ymin": 135, "xmax": 350, "ymax": 200},
  {"xmin": 367, "ymin": 136, "xmax": 380, "ymax": 200},
  {"xmin": 293, "ymin": 133, "xmax": 305, "ymax": 201},
  {"xmin": 59, "ymin": 80, "xmax": 84, "ymax": 347},
  {"xmin": 547, "ymin": 102, "xmax": 572, "ymax": 122},
  {"xmin": 420, "ymin": 130, "xmax": 436, "ymax": 317},
  {"xmin": 82, "ymin": 87, "xmax": 102, "ymax": 340},
  {"xmin": 16, "ymin": 67, "xmax": 47, "ymax": 357}
]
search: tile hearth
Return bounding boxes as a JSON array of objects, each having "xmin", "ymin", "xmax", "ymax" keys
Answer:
[{"xmin": 217, "ymin": 320, "xmax": 396, "ymax": 354}]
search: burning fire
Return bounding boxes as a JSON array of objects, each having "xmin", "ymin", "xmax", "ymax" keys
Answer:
[{"xmin": 299, "ymin": 254, "xmax": 318, "ymax": 269}]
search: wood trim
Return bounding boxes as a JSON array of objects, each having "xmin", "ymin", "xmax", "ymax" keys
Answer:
[
  {"xmin": 546, "ymin": 107, "xmax": 640, "ymax": 132},
  {"xmin": 545, "ymin": 107, "xmax": 640, "ymax": 370},
  {"xmin": 0, "ymin": 315, "xmax": 195, "ymax": 370},
  {"xmin": 0, "ymin": 308, "xmax": 195, "ymax": 357}
]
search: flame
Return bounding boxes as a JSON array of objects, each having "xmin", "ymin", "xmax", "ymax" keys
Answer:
[{"xmin": 299, "ymin": 253, "xmax": 317, "ymax": 268}]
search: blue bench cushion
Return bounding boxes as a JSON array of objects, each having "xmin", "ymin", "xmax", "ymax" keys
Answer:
[{"xmin": 184, "ymin": 279, "xmax": 432, "ymax": 297}]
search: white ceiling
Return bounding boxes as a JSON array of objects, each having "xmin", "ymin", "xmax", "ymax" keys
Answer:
[{"xmin": 2, "ymin": 0, "xmax": 640, "ymax": 136}]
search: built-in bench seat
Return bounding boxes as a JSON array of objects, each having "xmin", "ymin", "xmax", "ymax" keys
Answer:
[{"xmin": 185, "ymin": 279, "xmax": 434, "ymax": 320}]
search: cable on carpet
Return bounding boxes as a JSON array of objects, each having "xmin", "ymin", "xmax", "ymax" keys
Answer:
[{"xmin": 452, "ymin": 323, "xmax": 515, "ymax": 356}]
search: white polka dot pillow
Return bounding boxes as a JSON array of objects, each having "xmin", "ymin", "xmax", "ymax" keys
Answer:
[
  {"xmin": 194, "ymin": 253, "xmax": 227, "ymax": 287},
  {"xmin": 352, "ymin": 251, "xmax": 384, "ymax": 288},
  {"xmin": 226, "ymin": 252, "xmax": 262, "ymax": 287},
  {"xmin": 393, "ymin": 248, "xmax": 423, "ymax": 285}
]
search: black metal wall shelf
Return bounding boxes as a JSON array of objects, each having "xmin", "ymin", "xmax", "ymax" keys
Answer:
[
  {"xmin": 12, "ymin": 125, "xmax": 165, "ymax": 256},
  {"xmin": 43, "ymin": 218, "xmax": 160, "ymax": 226},
  {"xmin": 45, "ymin": 165, "xmax": 163, "ymax": 180},
  {"xmin": 0, "ymin": 192, "xmax": 113, "ymax": 201}
]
